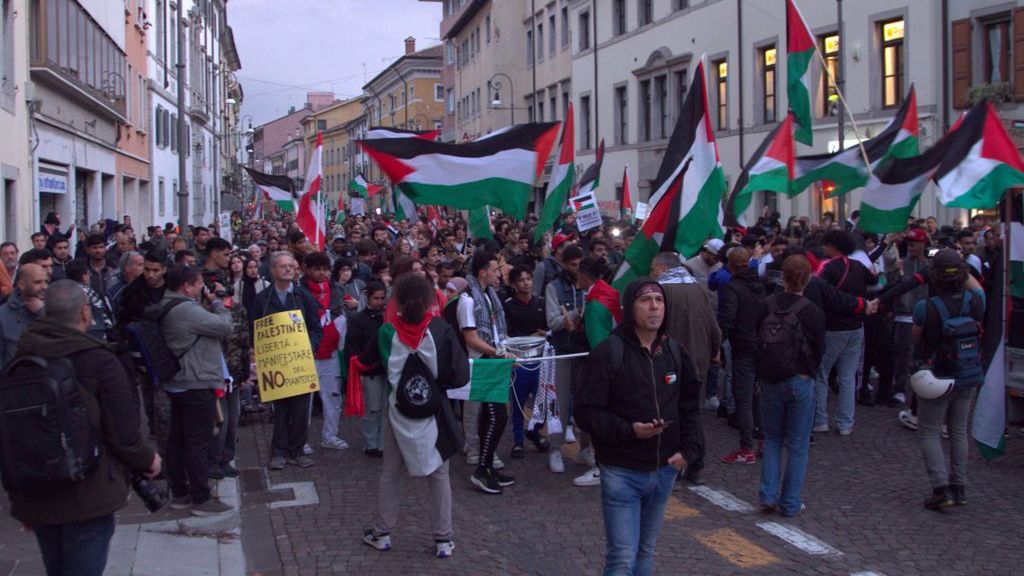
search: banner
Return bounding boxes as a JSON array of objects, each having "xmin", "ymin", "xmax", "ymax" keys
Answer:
[
  {"xmin": 635, "ymin": 201, "xmax": 649, "ymax": 221},
  {"xmin": 570, "ymin": 191, "xmax": 602, "ymax": 232},
  {"xmin": 253, "ymin": 311, "xmax": 319, "ymax": 402}
]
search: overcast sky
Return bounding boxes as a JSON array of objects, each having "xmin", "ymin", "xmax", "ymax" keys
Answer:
[{"xmin": 230, "ymin": 0, "xmax": 442, "ymax": 126}]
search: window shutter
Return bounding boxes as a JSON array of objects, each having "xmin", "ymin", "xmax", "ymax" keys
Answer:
[
  {"xmin": 1014, "ymin": 8, "xmax": 1024, "ymax": 100},
  {"xmin": 952, "ymin": 19, "xmax": 972, "ymax": 109}
]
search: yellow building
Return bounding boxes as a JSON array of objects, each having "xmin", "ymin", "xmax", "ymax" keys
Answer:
[{"xmin": 302, "ymin": 97, "xmax": 364, "ymax": 212}]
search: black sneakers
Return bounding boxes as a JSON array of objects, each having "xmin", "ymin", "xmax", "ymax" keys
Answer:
[
  {"xmin": 471, "ymin": 468, "xmax": 502, "ymax": 494},
  {"xmin": 525, "ymin": 429, "xmax": 550, "ymax": 453},
  {"xmin": 493, "ymin": 469, "xmax": 515, "ymax": 487},
  {"xmin": 924, "ymin": 486, "xmax": 954, "ymax": 511},
  {"xmin": 950, "ymin": 484, "xmax": 967, "ymax": 506}
]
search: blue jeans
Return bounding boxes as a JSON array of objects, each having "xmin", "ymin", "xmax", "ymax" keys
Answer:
[
  {"xmin": 600, "ymin": 464, "xmax": 678, "ymax": 576},
  {"xmin": 34, "ymin": 514, "xmax": 115, "ymax": 576},
  {"xmin": 510, "ymin": 365, "xmax": 541, "ymax": 445},
  {"xmin": 814, "ymin": 328, "xmax": 863, "ymax": 432},
  {"xmin": 759, "ymin": 375, "xmax": 815, "ymax": 517}
]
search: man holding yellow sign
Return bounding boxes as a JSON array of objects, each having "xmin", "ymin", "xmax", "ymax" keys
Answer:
[{"xmin": 251, "ymin": 252, "xmax": 323, "ymax": 471}]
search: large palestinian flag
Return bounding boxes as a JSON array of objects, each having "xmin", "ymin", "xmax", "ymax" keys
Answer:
[
  {"xmin": 365, "ymin": 126, "xmax": 440, "ymax": 141},
  {"xmin": 244, "ymin": 167, "xmax": 296, "ymax": 212},
  {"xmin": 358, "ymin": 123, "xmax": 559, "ymax": 218},
  {"xmin": 726, "ymin": 112, "xmax": 795, "ymax": 224},
  {"xmin": 787, "ymin": 0, "xmax": 815, "ymax": 145},
  {"xmin": 295, "ymin": 132, "xmax": 325, "ymax": 250},
  {"xmin": 534, "ymin": 102, "xmax": 575, "ymax": 243},
  {"xmin": 857, "ymin": 87, "xmax": 922, "ymax": 233}
]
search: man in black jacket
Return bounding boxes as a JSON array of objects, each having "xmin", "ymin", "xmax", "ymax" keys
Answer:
[
  {"xmin": 10, "ymin": 279, "xmax": 160, "ymax": 576},
  {"xmin": 344, "ymin": 281, "xmax": 387, "ymax": 456},
  {"xmin": 251, "ymin": 251, "xmax": 324, "ymax": 470},
  {"xmin": 575, "ymin": 278, "xmax": 702, "ymax": 576}
]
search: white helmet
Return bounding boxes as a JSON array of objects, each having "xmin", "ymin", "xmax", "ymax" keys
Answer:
[{"xmin": 910, "ymin": 369, "xmax": 955, "ymax": 400}]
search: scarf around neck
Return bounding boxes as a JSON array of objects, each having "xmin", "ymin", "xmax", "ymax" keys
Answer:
[{"xmin": 467, "ymin": 274, "xmax": 507, "ymax": 348}]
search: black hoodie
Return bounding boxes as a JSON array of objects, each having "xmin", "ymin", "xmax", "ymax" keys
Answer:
[
  {"xmin": 717, "ymin": 267, "xmax": 766, "ymax": 357},
  {"xmin": 574, "ymin": 278, "xmax": 703, "ymax": 472}
]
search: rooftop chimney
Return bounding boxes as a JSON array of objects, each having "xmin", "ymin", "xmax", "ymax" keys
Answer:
[{"xmin": 404, "ymin": 36, "xmax": 416, "ymax": 55}]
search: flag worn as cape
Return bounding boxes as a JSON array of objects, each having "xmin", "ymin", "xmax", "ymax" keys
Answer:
[
  {"xmin": 244, "ymin": 167, "xmax": 296, "ymax": 212},
  {"xmin": 534, "ymin": 102, "xmax": 575, "ymax": 243},
  {"xmin": 358, "ymin": 123, "xmax": 560, "ymax": 219},
  {"xmin": 787, "ymin": 0, "xmax": 815, "ymax": 145},
  {"xmin": 295, "ymin": 132, "xmax": 325, "ymax": 250}
]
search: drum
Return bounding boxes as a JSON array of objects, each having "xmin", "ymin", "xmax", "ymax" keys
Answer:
[{"xmin": 502, "ymin": 336, "xmax": 547, "ymax": 359}]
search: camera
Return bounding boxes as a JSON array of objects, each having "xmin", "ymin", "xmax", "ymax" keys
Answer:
[
  {"xmin": 131, "ymin": 474, "xmax": 167, "ymax": 512},
  {"xmin": 214, "ymin": 284, "xmax": 235, "ymax": 298}
]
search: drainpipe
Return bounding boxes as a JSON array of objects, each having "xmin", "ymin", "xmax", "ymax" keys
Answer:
[
  {"xmin": 737, "ymin": 0, "xmax": 745, "ymax": 175},
  {"xmin": 941, "ymin": 0, "xmax": 950, "ymax": 132},
  {"xmin": 532, "ymin": 0, "xmax": 537, "ymax": 122},
  {"xmin": 592, "ymin": 0, "xmax": 599, "ymax": 146}
]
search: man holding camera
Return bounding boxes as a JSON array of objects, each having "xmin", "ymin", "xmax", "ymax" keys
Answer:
[
  {"xmin": 159, "ymin": 265, "xmax": 235, "ymax": 516},
  {"xmin": 10, "ymin": 280, "xmax": 161, "ymax": 576}
]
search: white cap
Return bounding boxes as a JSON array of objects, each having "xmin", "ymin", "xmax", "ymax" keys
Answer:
[{"xmin": 703, "ymin": 238, "xmax": 725, "ymax": 254}]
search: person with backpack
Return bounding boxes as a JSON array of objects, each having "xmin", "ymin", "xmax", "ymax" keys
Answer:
[
  {"xmin": 360, "ymin": 274, "xmax": 469, "ymax": 559},
  {"xmin": 5, "ymin": 279, "xmax": 160, "ymax": 576},
  {"xmin": 912, "ymin": 249, "xmax": 985, "ymax": 511},
  {"xmin": 756, "ymin": 255, "xmax": 826, "ymax": 517},
  {"xmin": 574, "ymin": 278, "xmax": 702, "ymax": 576},
  {"xmin": 344, "ymin": 281, "xmax": 387, "ymax": 457},
  {"xmin": 158, "ymin": 265, "xmax": 236, "ymax": 516}
]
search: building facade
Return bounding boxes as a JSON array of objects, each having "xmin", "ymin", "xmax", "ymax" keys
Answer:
[
  {"xmin": 302, "ymin": 97, "xmax": 364, "ymax": 212},
  {"xmin": 1, "ymin": 0, "xmax": 32, "ymax": 245},
  {"xmin": 117, "ymin": 0, "xmax": 152, "ymax": 232}
]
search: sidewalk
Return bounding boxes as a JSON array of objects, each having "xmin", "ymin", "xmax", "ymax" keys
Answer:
[{"xmin": 0, "ymin": 477, "xmax": 243, "ymax": 576}]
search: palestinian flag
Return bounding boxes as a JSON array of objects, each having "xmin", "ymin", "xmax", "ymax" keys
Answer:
[
  {"xmin": 787, "ymin": 0, "xmax": 815, "ymax": 145},
  {"xmin": 576, "ymin": 139, "xmax": 605, "ymax": 196},
  {"xmin": 572, "ymin": 193, "xmax": 598, "ymax": 213},
  {"xmin": 584, "ymin": 279, "xmax": 622, "ymax": 348},
  {"xmin": 727, "ymin": 112, "xmax": 795, "ymax": 225},
  {"xmin": 350, "ymin": 174, "xmax": 383, "ymax": 198},
  {"xmin": 393, "ymin": 188, "xmax": 418, "ymax": 222},
  {"xmin": 534, "ymin": 102, "xmax": 575, "ymax": 243},
  {"xmin": 469, "ymin": 206, "xmax": 492, "ymax": 240},
  {"xmin": 1012, "ymin": 217, "xmax": 1024, "ymax": 299},
  {"xmin": 295, "ymin": 132, "xmax": 325, "ymax": 250},
  {"xmin": 448, "ymin": 358, "xmax": 515, "ymax": 404},
  {"xmin": 621, "ymin": 165, "xmax": 633, "ymax": 220},
  {"xmin": 365, "ymin": 126, "xmax": 440, "ymax": 141},
  {"xmin": 935, "ymin": 101, "xmax": 1024, "ymax": 209},
  {"xmin": 791, "ymin": 85, "xmax": 919, "ymax": 197},
  {"xmin": 358, "ymin": 123, "xmax": 559, "ymax": 219},
  {"xmin": 858, "ymin": 87, "xmax": 923, "ymax": 233},
  {"xmin": 427, "ymin": 206, "xmax": 444, "ymax": 236},
  {"xmin": 244, "ymin": 167, "xmax": 296, "ymax": 212}
]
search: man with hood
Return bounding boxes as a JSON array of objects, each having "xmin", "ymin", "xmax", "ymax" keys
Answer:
[
  {"xmin": 575, "ymin": 277, "xmax": 703, "ymax": 576},
  {"xmin": 10, "ymin": 279, "xmax": 159, "ymax": 575}
]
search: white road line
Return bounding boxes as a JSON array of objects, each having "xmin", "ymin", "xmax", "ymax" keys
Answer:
[
  {"xmin": 757, "ymin": 521, "xmax": 844, "ymax": 557},
  {"xmin": 687, "ymin": 485, "xmax": 756, "ymax": 513},
  {"xmin": 850, "ymin": 572, "xmax": 886, "ymax": 576}
]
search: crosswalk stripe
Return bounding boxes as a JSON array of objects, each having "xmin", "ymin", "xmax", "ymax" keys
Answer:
[
  {"xmin": 757, "ymin": 521, "xmax": 844, "ymax": 557},
  {"xmin": 663, "ymin": 495, "xmax": 700, "ymax": 520},
  {"xmin": 687, "ymin": 485, "xmax": 756, "ymax": 513},
  {"xmin": 693, "ymin": 528, "xmax": 778, "ymax": 568}
]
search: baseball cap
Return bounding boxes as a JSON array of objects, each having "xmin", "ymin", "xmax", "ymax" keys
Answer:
[
  {"xmin": 332, "ymin": 234, "xmax": 346, "ymax": 242},
  {"xmin": 703, "ymin": 238, "xmax": 725, "ymax": 254},
  {"xmin": 551, "ymin": 233, "xmax": 574, "ymax": 252},
  {"xmin": 445, "ymin": 277, "xmax": 468, "ymax": 294},
  {"xmin": 905, "ymin": 228, "xmax": 929, "ymax": 244}
]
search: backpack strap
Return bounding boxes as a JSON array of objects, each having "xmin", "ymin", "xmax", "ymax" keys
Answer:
[
  {"xmin": 766, "ymin": 296, "xmax": 781, "ymax": 315},
  {"xmin": 959, "ymin": 290, "xmax": 973, "ymax": 316},
  {"xmin": 929, "ymin": 296, "xmax": 951, "ymax": 324},
  {"xmin": 788, "ymin": 297, "xmax": 812, "ymax": 316},
  {"xmin": 158, "ymin": 299, "xmax": 202, "ymax": 360}
]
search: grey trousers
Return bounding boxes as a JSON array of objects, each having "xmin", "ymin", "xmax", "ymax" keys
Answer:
[
  {"xmin": 361, "ymin": 374, "xmax": 388, "ymax": 451},
  {"xmin": 918, "ymin": 386, "xmax": 974, "ymax": 489},
  {"xmin": 463, "ymin": 401, "xmax": 481, "ymax": 454},
  {"xmin": 892, "ymin": 322, "xmax": 915, "ymax": 398},
  {"xmin": 374, "ymin": 408, "xmax": 453, "ymax": 541}
]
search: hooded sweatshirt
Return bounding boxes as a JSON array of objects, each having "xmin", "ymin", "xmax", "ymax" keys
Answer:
[
  {"xmin": 10, "ymin": 319, "xmax": 155, "ymax": 526},
  {"xmin": 574, "ymin": 278, "xmax": 704, "ymax": 472}
]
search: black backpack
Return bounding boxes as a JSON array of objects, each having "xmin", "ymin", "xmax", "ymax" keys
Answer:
[
  {"xmin": 755, "ymin": 296, "xmax": 813, "ymax": 383},
  {"xmin": 395, "ymin": 352, "xmax": 442, "ymax": 419},
  {"xmin": 124, "ymin": 300, "xmax": 196, "ymax": 385},
  {"xmin": 0, "ymin": 356, "xmax": 102, "ymax": 494}
]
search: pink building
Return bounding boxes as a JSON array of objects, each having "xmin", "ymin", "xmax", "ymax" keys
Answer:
[{"xmin": 252, "ymin": 92, "xmax": 335, "ymax": 174}]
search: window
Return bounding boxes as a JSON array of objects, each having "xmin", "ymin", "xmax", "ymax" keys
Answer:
[
  {"xmin": 549, "ymin": 14, "xmax": 555, "ymax": 57},
  {"xmin": 640, "ymin": 79, "xmax": 652, "ymax": 141},
  {"xmin": 639, "ymin": 0, "xmax": 653, "ymax": 26},
  {"xmin": 469, "ymin": 31, "xmax": 475, "ymax": 59},
  {"xmin": 158, "ymin": 178, "xmax": 165, "ymax": 217},
  {"xmin": 880, "ymin": 19, "xmax": 904, "ymax": 108},
  {"xmin": 578, "ymin": 11, "xmax": 591, "ymax": 51},
  {"xmin": 675, "ymin": 0, "xmax": 689, "ymax": 10},
  {"xmin": 655, "ymin": 75, "xmax": 668, "ymax": 138},
  {"xmin": 615, "ymin": 85, "xmax": 628, "ymax": 144},
  {"xmin": 983, "ymin": 17, "xmax": 1011, "ymax": 84},
  {"xmin": 714, "ymin": 59, "xmax": 728, "ymax": 130},
  {"xmin": 435, "ymin": 83, "xmax": 444, "ymax": 101},
  {"xmin": 446, "ymin": 40, "xmax": 454, "ymax": 64},
  {"xmin": 537, "ymin": 22, "xmax": 543, "ymax": 62},
  {"xmin": 485, "ymin": 15, "xmax": 491, "ymax": 44},
  {"xmin": 170, "ymin": 113, "xmax": 178, "ymax": 152},
  {"xmin": 761, "ymin": 46, "xmax": 777, "ymax": 123},
  {"xmin": 155, "ymin": 105, "xmax": 164, "ymax": 147},
  {"xmin": 550, "ymin": 94, "xmax": 556, "ymax": 121},
  {"xmin": 674, "ymin": 68, "xmax": 688, "ymax": 119},
  {"xmin": 538, "ymin": 99, "xmax": 544, "ymax": 121},
  {"xmin": 316, "ymin": 119, "xmax": 327, "ymax": 131},
  {"xmin": 580, "ymin": 95, "xmax": 592, "ymax": 148},
  {"xmin": 821, "ymin": 34, "xmax": 839, "ymax": 116},
  {"xmin": 527, "ymin": 28, "xmax": 534, "ymax": 65},
  {"xmin": 447, "ymin": 88, "xmax": 454, "ymax": 112},
  {"xmin": 562, "ymin": 89, "xmax": 570, "ymax": 123},
  {"xmin": 561, "ymin": 7, "xmax": 569, "ymax": 47},
  {"xmin": 156, "ymin": 0, "xmax": 165, "ymax": 61},
  {"xmin": 613, "ymin": 0, "xmax": 627, "ymax": 36}
]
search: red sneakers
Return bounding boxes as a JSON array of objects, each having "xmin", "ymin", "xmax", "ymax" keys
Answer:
[{"xmin": 721, "ymin": 449, "xmax": 756, "ymax": 465}]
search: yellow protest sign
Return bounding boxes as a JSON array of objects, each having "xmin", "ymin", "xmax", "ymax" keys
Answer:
[{"xmin": 254, "ymin": 310, "xmax": 319, "ymax": 402}]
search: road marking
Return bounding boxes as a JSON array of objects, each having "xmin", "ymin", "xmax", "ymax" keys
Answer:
[
  {"xmin": 693, "ymin": 528, "xmax": 778, "ymax": 568},
  {"xmin": 269, "ymin": 481, "xmax": 320, "ymax": 509},
  {"xmin": 757, "ymin": 521, "xmax": 844, "ymax": 557},
  {"xmin": 663, "ymin": 496, "xmax": 700, "ymax": 520},
  {"xmin": 850, "ymin": 572, "xmax": 886, "ymax": 576},
  {"xmin": 688, "ymin": 485, "xmax": 756, "ymax": 513}
]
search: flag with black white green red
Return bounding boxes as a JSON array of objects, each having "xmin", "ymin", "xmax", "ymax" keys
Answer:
[
  {"xmin": 295, "ymin": 132, "xmax": 325, "ymax": 250},
  {"xmin": 244, "ymin": 167, "xmax": 296, "ymax": 212},
  {"xmin": 358, "ymin": 123, "xmax": 560, "ymax": 219},
  {"xmin": 934, "ymin": 101, "xmax": 1024, "ymax": 209},
  {"xmin": 575, "ymin": 139, "xmax": 605, "ymax": 197},
  {"xmin": 858, "ymin": 87, "xmax": 923, "ymax": 233},
  {"xmin": 350, "ymin": 174, "xmax": 383, "ymax": 199},
  {"xmin": 534, "ymin": 102, "xmax": 575, "ymax": 243},
  {"xmin": 621, "ymin": 164, "xmax": 633, "ymax": 220},
  {"xmin": 392, "ymin": 188, "xmax": 419, "ymax": 223},
  {"xmin": 584, "ymin": 279, "xmax": 622, "ymax": 348},
  {"xmin": 447, "ymin": 358, "xmax": 514, "ymax": 404},
  {"xmin": 365, "ymin": 126, "xmax": 440, "ymax": 141},
  {"xmin": 469, "ymin": 206, "xmax": 492, "ymax": 240},
  {"xmin": 726, "ymin": 113, "xmax": 795, "ymax": 225},
  {"xmin": 787, "ymin": 0, "xmax": 815, "ymax": 145}
]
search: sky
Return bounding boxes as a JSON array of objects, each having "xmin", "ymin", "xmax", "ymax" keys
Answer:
[{"xmin": 230, "ymin": 0, "xmax": 443, "ymax": 126}]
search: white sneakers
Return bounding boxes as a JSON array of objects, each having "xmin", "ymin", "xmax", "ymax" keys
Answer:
[
  {"xmin": 703, "ymin": 397, "xmax": 720, "ymax": 411},
  {"xmin": 465, "ymin": 453, "xmax": 504, "ymax": 469},
  {"xmin": 321, "ymin": 437, "xmax": 349, "ymax": 450},
  {"xmin": 548, "ymin": 451, "xmax": 564, "ymax": 473},
  {"xmin": 565, "ymin": 426, "xmax": 577, "ymax": 444},
  {"xmin": 573, "ymin": 467, "xmax": 601, "ymax": 487},
  {"xmin": 576, "ymin": 446, "xmax": 596, "ymax": 468},
  {"xmin": 898, "ymin": 409, "xmax": 919, "ymax": 431}
]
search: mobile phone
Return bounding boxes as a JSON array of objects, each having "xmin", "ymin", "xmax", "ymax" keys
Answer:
[{"xmin": 653, "ymin": 419, "xmax": 674, "ymax": 428}]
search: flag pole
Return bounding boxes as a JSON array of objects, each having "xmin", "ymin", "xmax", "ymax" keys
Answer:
[{"xmin": 813, "ymin": 46, "xmax": 873, "ymax": 176}]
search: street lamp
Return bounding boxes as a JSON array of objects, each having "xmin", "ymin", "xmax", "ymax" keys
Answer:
[{"xmin": 489, "ymin": 72, "xmax": 514, "ymax": 125}]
